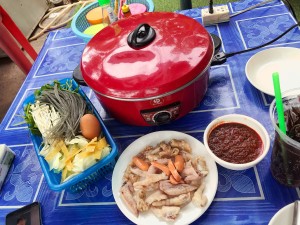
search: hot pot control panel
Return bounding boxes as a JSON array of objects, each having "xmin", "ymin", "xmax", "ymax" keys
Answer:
[{"xmin": 140, "ymin": 102, "xmax": 181, "ymax": 125}]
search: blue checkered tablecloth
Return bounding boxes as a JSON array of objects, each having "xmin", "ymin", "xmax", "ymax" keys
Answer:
[{"xmin": 0, "ymin": 0, "xmax": 300, "ymax": 224}]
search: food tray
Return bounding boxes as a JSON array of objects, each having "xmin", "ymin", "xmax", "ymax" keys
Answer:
[{"xmin": 23, "ymin": 78, "xmax": 118, "ymax": 192}]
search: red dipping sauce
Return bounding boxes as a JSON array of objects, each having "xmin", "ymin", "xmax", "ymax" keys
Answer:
[{"xmin": 208, "ymin": 122, "xmax": 263, "ymax": 164}]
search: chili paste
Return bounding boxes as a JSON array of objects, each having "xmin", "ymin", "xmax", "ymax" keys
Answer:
[{"xmin": 208, "ymin": 122, "xmax": 263, "ymax": 164}]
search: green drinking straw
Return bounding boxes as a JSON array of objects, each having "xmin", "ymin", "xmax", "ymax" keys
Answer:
[
  {"xmin": 98, "ymin": 0, "xmax": 109, "ymax": 6},
  {"xmin": 272, "ymin": 72, "xmax": 286, "ymax": 134}
]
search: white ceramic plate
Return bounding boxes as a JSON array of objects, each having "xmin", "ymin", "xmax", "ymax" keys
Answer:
[
  {"xmin": 269, "ymin": 202, "xmax": 299, "ymax": 225},
  {"xmin": 245, "ymin": 47, "xmax": 300, "ymax": 96},
  {"xmin": 112, "ymin": 131, "xmax": 218, "ymax": 225}
]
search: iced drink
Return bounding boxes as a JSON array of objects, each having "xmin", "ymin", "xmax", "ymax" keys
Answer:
[{"xmin": 269, "ymin": 89, "xmax": 300, "ymax": 187}]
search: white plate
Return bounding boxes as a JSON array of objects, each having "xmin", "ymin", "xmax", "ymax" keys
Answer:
[
  {"xmin": 269, "ymin": 202, "xmax": 299, "ymax": 225},
  {"xmin": 245, "ymin": 47, "xmax": 300, "ymax": 96},
  {"xmin": 112, "ymin": 131, "xmax": 218, "ymax": 225}
]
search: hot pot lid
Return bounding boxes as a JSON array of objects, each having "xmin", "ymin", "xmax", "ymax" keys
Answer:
[{"xmin": 81, "ymin": 12, "xmax": 213, "ymax": 99}]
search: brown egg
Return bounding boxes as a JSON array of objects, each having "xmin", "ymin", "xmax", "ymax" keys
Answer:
[{"xmin": 80, "ymin": 114, "xmax": 101, "ymax": 140}]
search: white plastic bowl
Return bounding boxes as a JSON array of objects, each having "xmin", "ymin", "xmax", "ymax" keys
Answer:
[{"xmin": 203, "ymin": 114, "xmax": 270, "ymax": 170}]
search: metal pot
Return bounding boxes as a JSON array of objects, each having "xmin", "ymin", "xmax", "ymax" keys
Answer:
[{"xmin": 77, "ymin": 12, "xmax": 214, "ymax": 126}]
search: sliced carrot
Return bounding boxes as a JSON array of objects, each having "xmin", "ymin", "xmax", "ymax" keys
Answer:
[
  {"xmin": 169, "ymin": 174, "xmax": 184, "ymax": 184},
  {"xmin": 132, "ymin": 156, "xmax": 149, "ymax": 171},
  {"xmin": 151, "ymin": 161, "xmax": 170, "ymax": 176},
  {"xmin": 169, "ymin": 174, "xmax": 180, "ymax": 184},
  {"xmin": 168, "ymin": 160, "xmax": 182, "ymax": 182},
  {"xmin": 174, "ymin": 155, "xmax": 185, "ymax": 172}
]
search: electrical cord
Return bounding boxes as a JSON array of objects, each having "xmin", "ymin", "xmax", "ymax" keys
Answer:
[
  {"xmin": 209, "ymin": 0, "xmax": 214, "ymax": 14},
  {"xmin": 230, "ymin": 0, "xmax": 274, "ymax": 18},
  {"xmin": 229, "ymin": 0, "xmax": 298, "ymax": 21},
  {"xmin": 210, "ymin": 0, "xmax": 300, "ymax": 65},
  {"xmin": 212, "ymin": 21, "xmax": 300, "ymax": 65},
  {"xmin": 227, "ymin": 22, "xmax": 300, "ymax": 57}
]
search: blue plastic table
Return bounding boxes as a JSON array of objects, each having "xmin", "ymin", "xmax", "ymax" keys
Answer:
[{"xmin": 1, "ymin": 0, "xmax": 300, "ymax": 224}]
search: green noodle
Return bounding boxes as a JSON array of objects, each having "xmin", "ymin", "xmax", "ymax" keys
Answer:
[{"xmin": 36, "ymin": 83, "xmax": 87, "ymax": 141}]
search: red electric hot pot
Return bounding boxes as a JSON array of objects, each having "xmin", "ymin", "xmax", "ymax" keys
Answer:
[{"xmin": 78, "ymin": 12, "xmax": 214, "ymax": 126}]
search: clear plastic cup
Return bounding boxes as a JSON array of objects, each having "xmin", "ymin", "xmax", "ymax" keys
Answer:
[{"xmin": 269, "ymin": 88, "xmax": 300, "ymax": 187}]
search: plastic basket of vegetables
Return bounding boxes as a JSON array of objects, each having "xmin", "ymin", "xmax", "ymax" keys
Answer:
[{"xmin": 23, "ymin": 78, "xmax": 118, "ymax": 192}]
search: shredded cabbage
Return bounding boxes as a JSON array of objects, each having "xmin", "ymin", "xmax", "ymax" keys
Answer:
[{"xmin": 40, "ymin": 136, "xmax": 111, "ymax": 182}]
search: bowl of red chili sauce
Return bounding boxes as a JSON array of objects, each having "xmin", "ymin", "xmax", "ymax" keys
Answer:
[{"xmin": 203, "ymin": 114, "xmax": 270, "ymax": 170}]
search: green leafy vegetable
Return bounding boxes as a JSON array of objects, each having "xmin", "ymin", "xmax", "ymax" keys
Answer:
[{"xmin": 34, "ymin": 80, "xmax": 79, "ymax": 97}]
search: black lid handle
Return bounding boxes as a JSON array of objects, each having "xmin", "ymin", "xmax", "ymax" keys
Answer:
[{"xmin": 127, "ymin": 23, "xmax": 156, "ymax": 49}]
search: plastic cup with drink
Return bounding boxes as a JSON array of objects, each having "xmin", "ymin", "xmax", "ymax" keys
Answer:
[{"xmin": 270, "ymin": 72, "xmax": 300, "ymax": 187}]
